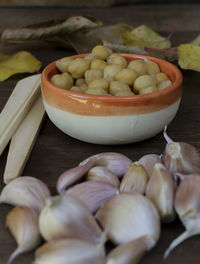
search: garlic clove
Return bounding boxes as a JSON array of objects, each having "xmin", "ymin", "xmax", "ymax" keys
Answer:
[
  {"xmin": 34, "ymin": 238, "xmax": 105, "ymax": 264},
  {"xmin": 79, "ymin": 152, "xmax": 132, "ymax": 178},
  {"xmin": 164, "ymin": 174, "xmax": 200, "ymax": 258},
  {"xmin": 96, "ymin": 193, "xmax": 160, "ymax": 246},
  {"xmin": 6, "ymin": 206, "xmax": 41, "ymax": 263},
  {"xmin": 106, "ymin": 235, "xmax": 155, "ymax": 264},
  {"xmin": 120, "ymin": 162, "xmax": 148, "ymax": 194},
  {"xmin": 56, "ymin": 159, "xmax": 95, "ymax": 194},
  {"xmin": 138, "ymin": 154, "xmax": 162, "ymax": 178},
  {"xmin": 0, "ymin": 176, "xmax": 50, "ymax": 213},
  {"xmin": 145, "ymin": 163, "xmax": 176, "ymax": 223},
  {"xmin": 163, "ymin": 127, "xmax": 200, "ymax": 177},
  {"xmin": 57, "ymin": 152, "xmax": 132, "ymax": 194},
  {"xmin": 39, "ymin": 194, "xmax": 103, "ymax": 243},
  {"xmin": 87, "ymin": 166, "xmax": 120, "ymax": 187},
  {"xmin": 66, "ymin": 181, "xmax": 119, "ymax": 213}
]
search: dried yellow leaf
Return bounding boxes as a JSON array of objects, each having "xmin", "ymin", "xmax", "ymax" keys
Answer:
[
  {"xmin": 178, "ymin": 44, "xmax": 200, "ymax": 71},
  {"xmin": 123, "ymin": 24, "xmax": 171, "ymax": 50},
  {"xmin": 0, "ymin": 51, "xmax": 42, "ymax": 81}
]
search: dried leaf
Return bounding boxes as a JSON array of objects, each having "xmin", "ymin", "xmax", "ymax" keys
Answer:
[
  {"xmin": 123, "ymin": 25, "xmax": 171, "ymax": 50},
  {"xmin": 1, "ymin": 16, "xmax": 100, "ymax": 44},
  {"xmin": 178, "ymin": 44, "xmax": 200, "ymax": 71},
  {"xmin": 0, "ymin": 51, "xmax": 41, "ymax": 81},
  {"xmin": 67, "ymin": 23, "xmax": 132, "ymax": 54}
]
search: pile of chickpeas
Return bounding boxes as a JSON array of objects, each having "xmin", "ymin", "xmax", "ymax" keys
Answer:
[{"xmin": 51, "ymin": 45, "xmax": 172, "ymax": 96}]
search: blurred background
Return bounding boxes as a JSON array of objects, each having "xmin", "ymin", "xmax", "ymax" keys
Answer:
[{"xmin": 0, "ymin": 0, "xmax": 198, "ymax": 6}]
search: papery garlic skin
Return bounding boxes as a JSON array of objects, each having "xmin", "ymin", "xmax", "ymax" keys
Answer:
[
  {"xmin": 6, "ymin": 206, "xmax": 41, "ymax": 263},
  {"xmin": 120, "ymin": 162, "xmax": 148, "ymax": 194},
  {"xmin": 34, "ymin": 238, "xmax": 105, "ymax": 264},
  {"xmin": 106, "ymin": 235, "xmax": 154, "ymax": 264},
  {"xmin": 39, "ymin": 195, "xmax": 102, "ymax": 243},
  {"xmin": 163, "ymin": 128, "xmax": 200, "ymax": 177},
  {"xmin": 0, "ymin": 176, "xmax": 50, "ymax": 212},
  {"xmin": 146, "ymin": 163, "xmax": 176, "ymax": 223},
  {"xmin": 96, "ymin": 193, "xmax": 160, "ymax": 246},
  {"xmin": 164, "ymin": 174, "xmax": 200, "ymax": 258},
  {"xmin": 138, "ymin": 154, "xmax": 162, "ymax": 178},
  {"xmin": 87, "ymin": 166, "xmax": 120, "ymax": 187},
  {"xmin": 66, "ymin": 181, "xmax": 119, "ymax": 213}
]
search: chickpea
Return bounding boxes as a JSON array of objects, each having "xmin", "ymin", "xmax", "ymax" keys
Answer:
[
  {"xmin": 68, "ymin": 58, "xmax": 89, "ymax": 78},
  {"xmin": 70, "ymin": 86, "xmax": 82, "ymax": 93},
  {"xmin": 86, "ymin": 87, "xmax": 109, "ymax": 96},
  {"xmin": 90, "ymin": 59, "xmax": 107, "ymax": 72},
  {"xmin": 133, "ymin": 75, "xmax": 156, "ymax": 92},
  {"xmin": 139, "ymin": 86, "xmax": 158, "ymax": 95},
  {"xmin": 114, "ymin": 68, "xmax": 137, "ymax": 86},
  {"xmin": 84, "ymin": 53, "xmax": 95, "ymax": 63},
  {"xmin": 109, "ymin": 81, "xmax": 132, "ymax": 95},
  {"xmin": 145, "ymin": 60, "xmax": 160, "ymax": 74},
  {"xmin": 79, "ymin": 83, "xmax": 88, "ymax": 92},
  {"xmin": 88, "ymin": 79, "xmax": 109, "ymax": 92},
  {"xmin": 103, "ymin": 64, "xmax": 123, "ymax": 81},
  {"xmin": 92, "ymin": 45, "xmax": 112, "ymax": 60},
  {"xmin": 158, "ymin": 80, "xmax": 172, "ymax": 90},
  {"xmin": 155, "ymin": 72, "xmax": 169, "ymax": 84},
  {"xmin": 128, "ymin": 60, "xmax": 147, "ymax": 76},
  {"xmin": 107, "ymin": 54, "xmax": 127, "ymax": 68},
  {"xmin": 51, "ymin": 72, "xmax": 73, "ymax": 90},
  {"xmin": 85, "ymin": 69, "xmax": 102, "ymax": 84},
  {"xmin": 75, "ymin": 78, "xmax": 86, "ymax": 87},
  {"xmin": 56, "ymin": 57, "xmax": 74, "ymax": 73}
]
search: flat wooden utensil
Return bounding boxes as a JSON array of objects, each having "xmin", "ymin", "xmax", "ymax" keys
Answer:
[
  {"xmin": 0, "ymin": 74, "xmax": 41, "ymax": 157},
  {"xmin": 3, "ymin": 94, "xmax": 45, "ymax": 184}
]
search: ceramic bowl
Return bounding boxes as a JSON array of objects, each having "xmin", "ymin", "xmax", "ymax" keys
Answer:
[{"xmin": 41, "ymin": 53, "xmax": 183, "ymax": 145}]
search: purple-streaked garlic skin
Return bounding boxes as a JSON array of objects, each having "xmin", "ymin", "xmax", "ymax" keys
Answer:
[
  {"xmin": 6, "ymin": 206, "xmax": 41, "ymax": 264},
  {"xmin": 138, "ymin": 154, "xmax": 162, "ymax": 178},
  {"xmin": 164, "ymin": 174, "xmax": 200, "ymax": 259},
  {"xmin": 0, "ymin": 176, "xmax": 50, "ymax": 213},
  {"xmin": 57, "ymin": 152, "xmax": 132, "ymax": 194},
  {"xmin": 87, "ymin": 166, "xmax": 120, "ymax": 187},
  {"xmin": 145, "ymin": 163, "xmax": 176, "ymax": 223},
  {"xmin": 56, "ymin": 160, "xmax": 96, "ymax": 194},
  {"xmin": 66, "ymin": 181, "xmax": 119, "ymax": 213},
  {"xmin": 79, "ymin": 152, "xmax": 132, "ymax": 178},
  {"xmin": 120, "ymin": 162, "xmax": 148, "ymax": 195}
]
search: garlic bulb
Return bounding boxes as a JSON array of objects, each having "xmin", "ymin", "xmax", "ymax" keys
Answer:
[
  {"xmin": 57, "ymin": 152, "xmax": 132, "ymax": 193},
  {"xmin": 39, "ymin": 194, "xmax": 103, "ymax": 243},
  {"xmin": 87, "ymin": 166, "xmax": 120, "ymax": 187},
  {"xmin": 138, "ymin": 154, "xmax": 162, "ymax": 178},
  {"xmin": 96, "ymin": 193, "xmax": 160, "ymax": 246},
  {"xmin": 163, "ymin": 127, "xmax": 200, "ymax": 177},
  {"xmin": 120, "ymin": 162, "xmax": 148, "ymax": 194},
  {"xmin": 145, "ymin": 163, "xmax": 176, "ymax": 223},
  {"xmin": 164, "ymin": 174, "xmax": 200, "ymax": 258},
  {"xmin": 0, "ymin": 176, "xmax": 50, "ymax": 212},
  {"xmin": 66, "ymin": 181, "xmax": 119, "ymax": 213},
  {"xmin": 106, "ymin": 235, "xmax": 154, "ymax": 264},
  {"xmin": 34, "ymin": 238, "xmax": 105, "ymax": 264},
  {"xmin": 6, "ymin": 206, "xmax": 41, "ymax": 263}
]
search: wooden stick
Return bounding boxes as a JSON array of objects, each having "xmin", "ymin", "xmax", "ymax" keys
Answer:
[{"xmin": 3, "ymin": 94, "xmax": 45, "ymax": 184}]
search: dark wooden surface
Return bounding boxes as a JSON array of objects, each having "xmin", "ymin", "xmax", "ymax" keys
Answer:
[{"xmin": 1, "ymin": 4, "xmax": 200, "ymax": 264}]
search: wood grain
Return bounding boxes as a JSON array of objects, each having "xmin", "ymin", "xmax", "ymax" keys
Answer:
[{"xmin": 0, "ymin": 5, "xmax": 200, "ymax": 264}]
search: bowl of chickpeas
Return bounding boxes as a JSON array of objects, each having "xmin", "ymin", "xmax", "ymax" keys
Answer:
[{"xmin": 41, "ymin": 45, "xmax": 182, "ymax": 145}]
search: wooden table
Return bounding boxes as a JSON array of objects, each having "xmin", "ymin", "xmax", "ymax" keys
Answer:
[{"xmin": 0, "ymin": 4, "xmax": 200, "ymax": 264}]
